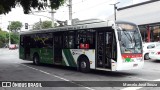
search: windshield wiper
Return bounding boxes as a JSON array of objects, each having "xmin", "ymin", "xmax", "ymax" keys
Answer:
[{"xmin": 121, "ymin": 29, "xmax": 133, "ymax": 44}]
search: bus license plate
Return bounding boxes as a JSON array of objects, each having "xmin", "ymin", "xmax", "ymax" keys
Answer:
[{"xmin": 133, "ymin": 64, "xmax": 138, "ymax": 67}]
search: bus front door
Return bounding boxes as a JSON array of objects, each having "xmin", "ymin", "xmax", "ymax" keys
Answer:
[
  {"xmin": 53, "ymin": 33, "xmax": 62, "ymax": 64},
  {"xmin": 97, "ymin": 31, "xmax": 113, "ymax": 69}
]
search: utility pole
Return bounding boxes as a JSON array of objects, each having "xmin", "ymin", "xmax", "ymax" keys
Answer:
[
  {"xmin": 43, "ymin": 1, "xmax": 55, "ymax": 27},
  {"xmin": 110, "ymin": 2, "xmax": 120, "ymax": 21},
  {"xmin": 40, "ymin": 18, "xmax": 42, "ymax": 29},
  {"xmin": 49, "ymin": 9, "xmax": 56, "ymax": 27},
  {"xmin": 68, "ymin": 0, "xmax": 72, "ymax": 25}
]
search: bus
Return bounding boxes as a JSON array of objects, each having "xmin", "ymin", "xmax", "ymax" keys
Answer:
[{"xmin": 19, "ymin": 19, "xmax": 144, "ymax": 72}]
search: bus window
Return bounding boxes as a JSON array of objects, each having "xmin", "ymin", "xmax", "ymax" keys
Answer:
[
  {"xmin": 20, "ymin": 35, "xmax": 24, "ymax": 47},
  {"xmin": 77, "ymin": 29, "xmax": 95, "ymax": 49},
  {"xmin": 63, "ymin": 31, "xmax": 75, "ymax": 49},
  {"xmin": 31, "ymin": 33, "xmax": 53, "ymax": 48}
]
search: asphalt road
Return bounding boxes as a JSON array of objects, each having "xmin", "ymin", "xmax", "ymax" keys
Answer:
[{"xmin": 0, "ymin": 48, "xmax": 160, "ymax": 90}]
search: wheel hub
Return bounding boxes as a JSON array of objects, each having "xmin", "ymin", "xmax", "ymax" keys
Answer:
[
  {"xmin": 35, "ymin": 57, "xmax": 38, "ymax": 64},
  {"xmin": 81, "ymin": 61, "xmax": 86, "ymax": 68}
]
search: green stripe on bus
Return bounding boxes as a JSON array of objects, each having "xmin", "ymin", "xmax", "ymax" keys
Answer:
[
  {"xmin": 63, "ymin": 49, "xmax": 77, "ymax": 67},
  {"xmin": 62, "ymin": 59, "xmax": 67, "ymax": 66}
]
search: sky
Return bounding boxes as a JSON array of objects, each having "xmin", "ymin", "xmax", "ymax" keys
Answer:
[{"xmin": 0, "ymin": 0, "xmax": 149, "ymax": 31}]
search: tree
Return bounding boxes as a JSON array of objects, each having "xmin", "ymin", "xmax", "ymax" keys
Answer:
[
  {"xmin": 8, "ymin": 21, "xmax": 22, "ymax": 32},
  {"xmin": 32, "ymin": 20, "xmax": 55, "ymax": 30},
  {"xmin": 10, "ymin": 33, "xmax": 19, "ymax": 44},
  {"xmin": 0, "ymin": 30, "xmax": 8, "ymax": 48},
  {"xmin": 42, "ymin": 21, "xmax": 52, "ymax": 29},
  {"xmin": 0, "ymin": 0, "xmax": 65, "ymax": 14},
  {"xmin": 0, "ymin": 29, "xmax": 19, "ymax": 48}
]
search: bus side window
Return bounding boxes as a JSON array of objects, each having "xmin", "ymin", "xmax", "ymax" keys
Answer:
[
  {"xmin": 44, "ymin": 33, "xmax": 53, "ymax": 48},
  {"xmin": 63, "ymin": 31, "xmax": 75, "ymax": 49},
  {"xmin": 63, "ymin": 35, "xmax": 68, "ymax": 48},
  {"xmin": 77, "ymin": 29, "xmax": 95, "ymax": 49}
]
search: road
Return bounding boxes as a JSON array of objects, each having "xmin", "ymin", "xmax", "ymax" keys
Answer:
[{"xmin": 0, "ymin": 48, "xmax": 160, "ymax": 90}]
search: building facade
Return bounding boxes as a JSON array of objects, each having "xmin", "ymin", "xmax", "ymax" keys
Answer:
[{"xmin": 116, "ymin": 0, "xmax": 160, "ymax": 42}]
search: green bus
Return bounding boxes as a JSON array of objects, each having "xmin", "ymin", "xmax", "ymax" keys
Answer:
[{"xmin": 19, "ymin": 19, "xmax": 144, "ymax": 72}]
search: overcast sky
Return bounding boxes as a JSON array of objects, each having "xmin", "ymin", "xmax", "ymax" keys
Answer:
[{"xmin": 0, "ymin": 0, "xmax": 149, "ymax": 31}]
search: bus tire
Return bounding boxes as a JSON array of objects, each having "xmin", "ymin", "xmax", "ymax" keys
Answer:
[
  {"xmin": 79, "ymin": 56, "xmax": 90, "ymax": 73},
  {"xmin": 33, "ymin": 54, "xmax": 40, "ymax": 65},
  {"xmin": 144, "ymin": 53, "xmax": 150, "ymax": 60}
]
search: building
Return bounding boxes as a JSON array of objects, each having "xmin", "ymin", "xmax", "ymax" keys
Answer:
[{"xmin": 116, "ymin": 0, "xmax": 160, "ymax": 42}]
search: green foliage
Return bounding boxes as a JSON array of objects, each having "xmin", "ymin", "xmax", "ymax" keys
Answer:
[
  {"xmin": 10, "ymin": 33, "xmax": 19, "ymax": 44},
  {"xmin": 32, "ymin": 22, "xmax": 41, "ymax": 30},
  {"xmin": 0, "ymin": 30, "xmax": 8, "ymax": 48},
  {"xmin": 8, "ymin": 21, "xmax": 22, "ymax": 32},
  {"xmin": 32, "ymin": 20, "xmax": 53, "ymax": 30},
  {"xmin": 0, "ymin": 0, "xmax": 65, "ymax": 14},
  {"xmin": 42, "ymin": 21, "xmax": 52, "ymax": 29},
  {"xmin": 0, "ymin": 29, "xmax": 19, "ymax": 48}
]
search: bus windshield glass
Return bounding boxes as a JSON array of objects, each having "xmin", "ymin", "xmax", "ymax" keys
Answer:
[{"xmin": 116, "ymin": 23, "xmax": 142, "ymax": 54}]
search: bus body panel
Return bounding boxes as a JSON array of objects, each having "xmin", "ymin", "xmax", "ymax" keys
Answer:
[
  {"xmin": 62, "ymin": 49, "xmax": 77, "ymax": 67},
  {"xmin": 62, "ymin": 49, "xmax": 96, "ymax": 69},
  {"xmin": 30, "ymin": 48, "xmax": 53, "ymax": 64},
  {"xmin": 19, "ymin": 46, "xmax": 25, "ymax": 59},
  {"xmin": 111, "ymin": 59, "xmax": 117, "ymax": 71},
  {"xmin": 116, "ymin": 54, "xmax": 144, "ymax": 71}
]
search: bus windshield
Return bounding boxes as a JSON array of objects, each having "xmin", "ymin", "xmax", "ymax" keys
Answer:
[{"xmin": 116, "ymin": 23, "xmax": 142, "ymax": 54}]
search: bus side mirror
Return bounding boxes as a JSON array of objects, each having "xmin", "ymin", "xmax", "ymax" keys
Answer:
[{"xmin": 118, "ymin": 32, "xmax": 121, "ymax": 41}]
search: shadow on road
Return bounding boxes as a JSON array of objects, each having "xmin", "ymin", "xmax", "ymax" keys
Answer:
[
  {"xmin": 151, "ymin": 60, "xmax": 160, "ymax": 63},
  {"xmin": 22, "ymin": 62, "xmax": 138, "ymax": 77},
  {"xmin": 90, "ymin": 70, "xmax": 138, "ymax": 77}
]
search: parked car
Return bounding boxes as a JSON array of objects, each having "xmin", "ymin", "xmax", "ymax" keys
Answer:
[
  {"xmin": 9, "ymin": 44, "xmax": 17, "ymax": 50},
  {"xmin": 149, "ymin": 45, "xmax": 160, "ymax": 60},
  {"xmin": 143, "ymin": 42, "xmax": 160, "ymax": 60}
]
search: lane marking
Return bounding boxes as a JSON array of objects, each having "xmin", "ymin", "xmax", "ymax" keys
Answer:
[
  {"xmin": 121, "ymin": 87, "xmax": 143, "ymax": 90},
  {"xmin": 20, "ymin": 64, "xmax": 95, "ymax": 90},
  {"xmin": 121, "ymin": 79, "xmax": 160, "ymax": 90}
]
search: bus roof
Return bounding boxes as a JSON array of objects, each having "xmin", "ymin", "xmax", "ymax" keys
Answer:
[{"xmin": 20, "ymin": 19, "xmax": 136, "ymax": 35}]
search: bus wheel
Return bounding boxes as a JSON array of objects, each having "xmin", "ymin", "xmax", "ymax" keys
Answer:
[
  {"xmin": 144, "ymin": 53, "xmax": 150, "ymax": 60},
  {"xmin": 33, "ymin": 55, "xmax": 40, "ymax": 65},
  {"xmin": 79, "ymin": 57, "xmax": 90, "ymax": 73}
]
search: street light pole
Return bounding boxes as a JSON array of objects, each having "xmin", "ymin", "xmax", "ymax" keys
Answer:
[
  {"xmin": 8, "ymin": 21, "xmax": 11, "ymax": 46},
  {"xmin": 68, "ymin": 0, "xmax": 72, "ymax": 25},
  {"xmin": 110, "ymin": 2, "xmax": 120, "ymax": 21}
]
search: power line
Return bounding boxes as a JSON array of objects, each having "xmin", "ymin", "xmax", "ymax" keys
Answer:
[
  {"xmin": 57, "ymin": 0, "xmax": 88, "ymax": 12},
  {"xmin": 72, "ymin": 0, "xmax": 89, "ymax": 6},
  {"xmin": 73, "ymin": 0, "xmax": 112, "ymax": 14}
]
